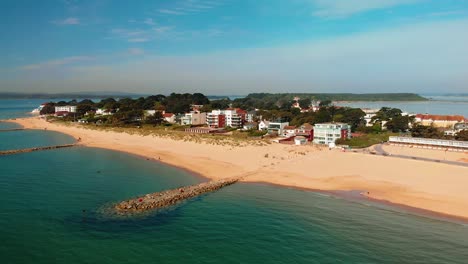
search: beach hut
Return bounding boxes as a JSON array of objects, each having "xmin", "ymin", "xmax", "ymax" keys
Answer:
[{"xmin": 294, "ymin": 136, "xmax": 307, "ymax": 145}]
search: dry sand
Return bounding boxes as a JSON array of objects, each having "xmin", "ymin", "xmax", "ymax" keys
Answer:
[{"xmin": 9, "ymin": 117, "xmax": 468, "ymax": 220}]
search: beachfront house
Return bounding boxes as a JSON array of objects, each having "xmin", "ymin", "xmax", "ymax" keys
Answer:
[
  {"xmin": 296, "ymin": 123, "xmax": 314, "ymax": 141},
  {"xmin": 444, "ymin": 122, "xmax": 468, "ymax": 136},
  {"xmin": 283, "ymin": 126, "xmax": 297, "ymax": 137},
  {"xmin": 414, "ymin": 114, "xmax": 466, "ymax": 128},
  {"xmin": 55, "ymin": 105, "xmax": 77, "ymax": 113},
  {"xmin": 267, "ymin": 121, "xmax": 289, "ymax": 136},
  {"xmin": 362, "ymin": 108, "xmax": 379, "ymax": 127},
  {"xmin": 180, "ymin": 112, "xmax": 207, "ymax": 126},
  {"xmin": 243, "ymin": 122, "xmax": 258, "ymax": 131},
  {"xmin": 96, "ymin": 108, "xmax": 113, "ymax": 116},
  {"xmin": 294, "ymin": 136, "xmax": 307, "ymax": 145},
  {"xmin": 259, "ymin": 120, "xmax": 270, "ymax": 131},
  {"xmin": 313, "ymin": 123, "xmax": 351, "ymax": 146},
  {"xmin": 163, "ymin": 113, "xmax": 176, "ymax": 124},
  {"xmin": 206, "ymin": 109, "xmax": 246, "ymax": 128}
]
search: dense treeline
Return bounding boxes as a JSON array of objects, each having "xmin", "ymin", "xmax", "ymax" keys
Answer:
[{"xmin": 38, "ymin": 93, "xmax": 467, "ymax": 141}]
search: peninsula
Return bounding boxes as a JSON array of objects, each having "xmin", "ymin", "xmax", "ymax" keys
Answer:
[{"xmin": 10, "ymin": 117, "xmax": 468, "ymax": 220}]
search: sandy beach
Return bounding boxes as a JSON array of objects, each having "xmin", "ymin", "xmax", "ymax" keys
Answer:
[{"xmin": 8, "ymin": 117, "xmax": 468, "ymax": 220}]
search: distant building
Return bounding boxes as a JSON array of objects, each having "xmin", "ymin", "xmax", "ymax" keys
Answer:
[
  {"xmin": 258, "ymin": 120, "xmax": 270, "ymax": 131},
  {"xmin": 96, "ymin": 108, "xmax": 112, "ymax": 116},
  {"xmin": 444, "ymin": 122, "xmax": 468, "ymax": 136},
  {"xmin": 267, "ymin": 121, "xmax": 289, "ymax": 136},
  {"xmin": 243, "ymin": 122, "xmax": 258, "ymax": 130},
  {"xmin": 283, "ymin": 126, "xmax": 297, "ymax": 137},
  {"xmin": 55, "ymin": 105, "xmax": 77, "ymax": 113},
  {"xmin": 294, "ymin": 136, "xmax": 307, "ymax": 145},
  {"xmin": 145, "ymin": 110, "xmax": 156, "ymax": 116},
  {"xmin": 55, "ymin": 111, "xmax": 70, "ymax": 117},
  {"xmin": 296, "ymin": 123, "xmax": 314, "ymax": 141},
  {"xmin": 180, "ymin": 112, "xmax": 207, "ymax": 126},
  {"xmin": 362, "ymin": 108, "xmax": 379, "ymax": 127},
  {"xmin": 206, "ymin": 109, "xmax": 246, "ymax": 128},
  {"xmin": 163, "ymin": 113, "xmax": 176, "ymax": 123},
  {"xmin": 313, "ymin": 123, "xmax": 351, "ymax": 145},
  {"xmin": 414, "ymin": 114, "xmax": 466, "ymax": 128}
]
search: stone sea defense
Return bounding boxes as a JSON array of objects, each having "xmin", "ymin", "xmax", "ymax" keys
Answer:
[
  {"xmin": 0, "ymin": 144, "xmax": 77, "ymax": 156},
  {"xmin": 115, "ymin": 176, "xmax": 242, "ymax": 214},
  {"xmin": 0, "ymin": 128, "xmax": 25, "ymax": 132}
]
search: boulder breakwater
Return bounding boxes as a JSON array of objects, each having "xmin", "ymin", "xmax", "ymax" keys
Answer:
[
  {"xmin": 0, "ymin": 144, "xmax": 77, "ymax": 156},
  {"xmin": 0, "ymin": 128, "xmax": 25, "ymax": 132},
  {"xmin": 115, "ymin": 176, "xmax": 243, "ymax": 214}
]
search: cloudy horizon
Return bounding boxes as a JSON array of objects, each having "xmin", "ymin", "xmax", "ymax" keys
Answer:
[{"xmin": 1, "ymin": 0, "xmax": 468, "ymax": 95}]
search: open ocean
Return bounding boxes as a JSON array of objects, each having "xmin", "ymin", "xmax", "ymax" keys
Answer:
[{"xmin": 1, "ymin": 99, "xmax": 468, "ymax": 263}]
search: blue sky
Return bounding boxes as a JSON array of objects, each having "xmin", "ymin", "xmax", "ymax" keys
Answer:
[{"xmin": 1, "ymin": 0, "xmax": 468, "ymax": 95}]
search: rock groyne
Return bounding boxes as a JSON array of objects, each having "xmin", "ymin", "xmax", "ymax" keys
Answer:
[
  {"xmin": 0, "ymin": 128, "xmax": 25, "ymax": 132},
  {"xmin": 0, "ymin": 144, "xmax": 77, "ymax": 156},
  {"xmin": 115, "ymin": 176, "xmax": 242, "ymax": 214}
]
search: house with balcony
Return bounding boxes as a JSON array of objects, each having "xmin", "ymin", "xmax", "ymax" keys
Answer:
[
  {"xmin": 206, "ymin": 109, "xmax": 246, "ymax": 128},
  {"xmin": 180, "ymin": 112, "xmax": 207, "ymax": 126},
  {"xmin": 54, "ymin": 105, "xmax": 77, "ymax": 113},
  {"xmin": 267, "ymin": 121, "xmax": 289, "ymax": 136},
  {"xmin": 313, "ymin": 123, "xmax": 351, "ymax": 146}
]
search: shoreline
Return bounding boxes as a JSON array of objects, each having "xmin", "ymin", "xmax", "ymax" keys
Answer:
[{"xmin": 5, "ymin": 117, "xmax": 468, "ymax": 222}]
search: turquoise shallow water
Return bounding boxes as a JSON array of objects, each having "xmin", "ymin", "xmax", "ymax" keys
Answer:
[{"xmin": 1, "ymin": 100, "xmax": 468, "ymax": 263}]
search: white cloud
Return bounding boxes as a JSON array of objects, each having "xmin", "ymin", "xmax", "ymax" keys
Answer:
[
  {"xmin": 12, "ymin": 19, "xmax": 468, "ymax": 94},
  {"xmin": 157, "ymin": 0, "xmax": 223, "ymax": 15},
  {"xmin": 21, "ymin": 56, "xmax": 93, "ymax": 70},
  {"xmin": 68, "ymin": 19, "xmax": 468, "ymax": 94},
  {"xmin": 128, "ymin": 48, "xmax": 144, "ymax": 55},
  {"xmin": 144, "ymin": 18, "xmax": 155, "ymax": 25},
  {"xmin": 128, "ymin": 38, "xmax": 149, "ymax": 43},
  {"xmin": 53, "ymin": 17, "xmax": 80, "ymax": 25},
  {"xmin": 159, "ymin": 9, "xmax": 185, "ymax": 15},
  {"xmin": 310, "ymin": 0, "xmax": 421, "ymax": 18}
]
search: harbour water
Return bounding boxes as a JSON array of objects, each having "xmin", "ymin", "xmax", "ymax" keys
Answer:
[
  {"xmin": 335, "ymin": 95, "xmax": 468, "ymax": 116},
  {"xmin": 1, "ymin": 99, "xmax": 468, "ymax": 263}
]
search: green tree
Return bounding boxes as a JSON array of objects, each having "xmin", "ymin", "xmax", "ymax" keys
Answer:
[
  {"xmin": 385, "ymin": 115, "xmax": 411, "ymax": 132},
  {"xmin": 411, "ymin": 125, "xmax": 443, "ymax": 139},
  {"xmin": 455, "ymin": 130, "xmax": 468, "ymax": 141},
  {"xmin": 40, "ymin": 103, "xmax": 55, "ymax": 115},
  {"xmin": 298, "ymin": 98, "xmax": 311, "ymax": 109},
  {"xmin": 145, "ymin": 111, "xmax": 164, "ymax": 126},
  {"xmin": 319, "ymin": 100, "xmax": 332, "ymax": 107}
]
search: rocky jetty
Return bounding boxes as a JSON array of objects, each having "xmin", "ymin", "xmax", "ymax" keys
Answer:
[
  {"xmin": 115, "ymin": 176, "xmax": 242, "ymax": 214},
  {"xmin": 0, "ymin": 144, "xmax": 76, "ymax": 156},
  {"xmin": 0, "ymin": 128, "xmax": 25, "ymax": 132}
]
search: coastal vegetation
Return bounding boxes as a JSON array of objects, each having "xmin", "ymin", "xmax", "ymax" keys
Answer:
[
  {"xmin": 41, "ymin": 92, "xmax": 466, "ymax": 147},
  {"xmin": 336, "ymin": 132, "xmax": 398, "ymax": 148}
]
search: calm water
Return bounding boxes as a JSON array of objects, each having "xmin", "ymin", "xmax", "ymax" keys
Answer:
[
  {"xmin": 1, "ymin": 100, "xmax": 468, "ymax": 263},
  {"xmin": 336, "ymin": 96, "xmax": 468, "ymax": 117}
]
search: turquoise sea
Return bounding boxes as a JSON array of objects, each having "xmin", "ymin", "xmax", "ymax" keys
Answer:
[{"xmin": 1, "ymin": 99, "xmax": 468, "ymax": 263}]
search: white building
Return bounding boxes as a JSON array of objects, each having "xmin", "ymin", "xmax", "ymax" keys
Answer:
[
  {"xmin": 313, "ymin": 123, "xmax": 351, "ymax": 145},
  {"xmin": 283, "ymin": 126, "xmax": 297, "ymax": 137},
  {"xmin": 362, "ymin": 108, "xmax": 379, "ymax": 127},
  {"xmin": 163, "ymin": 113, "xmax": 176, "ymax": 123},
  {"xmin": 267, "ymin": 121, "xmax": 289, "ymax": 136},
  {"xmin": 259, "ymin": 120, "xmax": 270, "ymax": 131},
  {"xmin": 207, "ymin": 109, "xmax": 244, "ymax": 128},
  {"xmin": 55, "ymin": 105, "xmax": 77, "ymax": 113},
  {"xmin": 180, "ymin": 112, "xmax": 207, "ymax": 126},
  {"xmin": 96, "ymin": 108, "xmax": 112, "ymax": 116}
]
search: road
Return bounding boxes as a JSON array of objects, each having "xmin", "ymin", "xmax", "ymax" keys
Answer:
[{"xmin": 371, "ymin": 144, "xmax": 468, "ymax": 168}]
